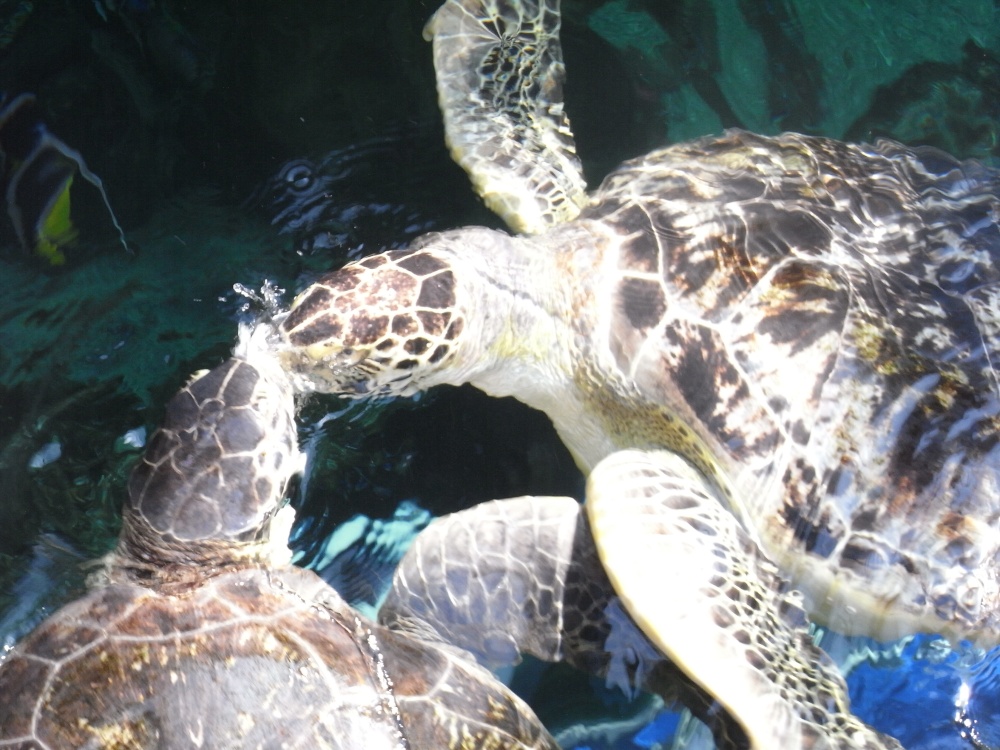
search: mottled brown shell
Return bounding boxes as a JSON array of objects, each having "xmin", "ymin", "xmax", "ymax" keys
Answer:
[
  {"xmin": 0, "ymin": 566, "xmax": 556, "ymax": 749},
  {"xmin": 570, "ymin": 129, "xmax": 1000, "ymax": 641}
]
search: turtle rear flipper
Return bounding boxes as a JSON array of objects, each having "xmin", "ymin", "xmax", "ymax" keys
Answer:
[
  {"xmin": 380, "ymin": 495, "xmax": 597, "ymax": 667},
  {"xmin": 587, "ymin": 450, "xmax": 900, "ymax": 750},
  {"xmin": 426, "ymin": 0, "xmax": 588, "ymax": 233}
]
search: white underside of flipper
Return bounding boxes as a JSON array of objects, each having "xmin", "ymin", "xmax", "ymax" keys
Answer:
[{"xmin": 586, "ymin": 449, "xmax": 900, "ymax": 750}]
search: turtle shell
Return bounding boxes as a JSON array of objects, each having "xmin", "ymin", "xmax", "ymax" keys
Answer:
[
  {"xmin": 0, "ymin": 563, "xmax": 556, "ymax": 749},
  {"xmin": 565, "ymin": 129, "xmax": 1000, "ymax": 642}
]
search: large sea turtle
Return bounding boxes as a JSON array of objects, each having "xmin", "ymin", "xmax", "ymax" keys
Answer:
[
  {"xmin": 0, "ymin": 352, "xmax": 559, "ymax": 749},
  {"xmin": 267, "ymin": 0, "xmax": 1000, "ymax": 746}
]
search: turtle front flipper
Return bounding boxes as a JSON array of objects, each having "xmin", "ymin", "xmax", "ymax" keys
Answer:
[
  {"xmin": 587, "ymin": 450, "xmax": 900, "ymax": 750},
  {"xmin": 425, "ymin": 0, "xmax": 588, "ymax": 233}
]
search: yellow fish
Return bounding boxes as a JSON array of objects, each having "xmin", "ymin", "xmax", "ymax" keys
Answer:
[{"xmin": 0, "ymin": 93, "xmax": 127, "ymax": 264}]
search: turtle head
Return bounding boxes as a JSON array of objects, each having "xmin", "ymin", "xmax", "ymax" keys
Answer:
[
  {"xmin": 119, "ymin": 356, "xmax": 302, "ymax": 576},
  {"xmin": 274, "ymin": 232, "xmax": 500, "ymax": 399}
]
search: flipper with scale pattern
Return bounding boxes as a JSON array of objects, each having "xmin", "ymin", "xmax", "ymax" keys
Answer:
[
  {"xmin": 425, "ymin": 0, "xmax": 588, "ymax": 233},
  {"xmin": 587, "ymin": 450, "xmax": 899, "ymax": 749}
]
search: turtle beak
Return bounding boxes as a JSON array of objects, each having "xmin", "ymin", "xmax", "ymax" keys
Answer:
[{"xmin": 277, "ymin": 339, "xmax": 383, "ymax": 397}]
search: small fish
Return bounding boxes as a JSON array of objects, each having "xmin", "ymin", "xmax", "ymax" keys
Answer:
[{"xmin": 0, "ymin": 93, "xmax": 128, "ymax": 265}]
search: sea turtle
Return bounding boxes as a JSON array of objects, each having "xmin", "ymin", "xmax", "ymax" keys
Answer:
[
  {"xmin": 0, "ymin": 353, "xmax": 559, "ymax": 749},
  {"xmin": 266, "ymin": 0, "xmax": 1000, "ymax": 746}
]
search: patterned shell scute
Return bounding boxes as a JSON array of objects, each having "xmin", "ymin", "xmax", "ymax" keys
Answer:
[
  {"xmin": 582, "ymin": 130, "xmax": 1000, "ymax": 636},
  {"xmin": 0, "ymin": 568, "xmax": 413, "ymax": 749}
]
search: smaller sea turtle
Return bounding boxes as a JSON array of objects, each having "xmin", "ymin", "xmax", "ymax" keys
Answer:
[{"xmin": 0, "ymin": 353, "xmax": 557, "ymax": 749}]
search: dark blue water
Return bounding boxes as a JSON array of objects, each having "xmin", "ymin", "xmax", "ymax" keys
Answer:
[{"xmin": 1, "ymin": 1, "xmax": 999, "ymax": 747}]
